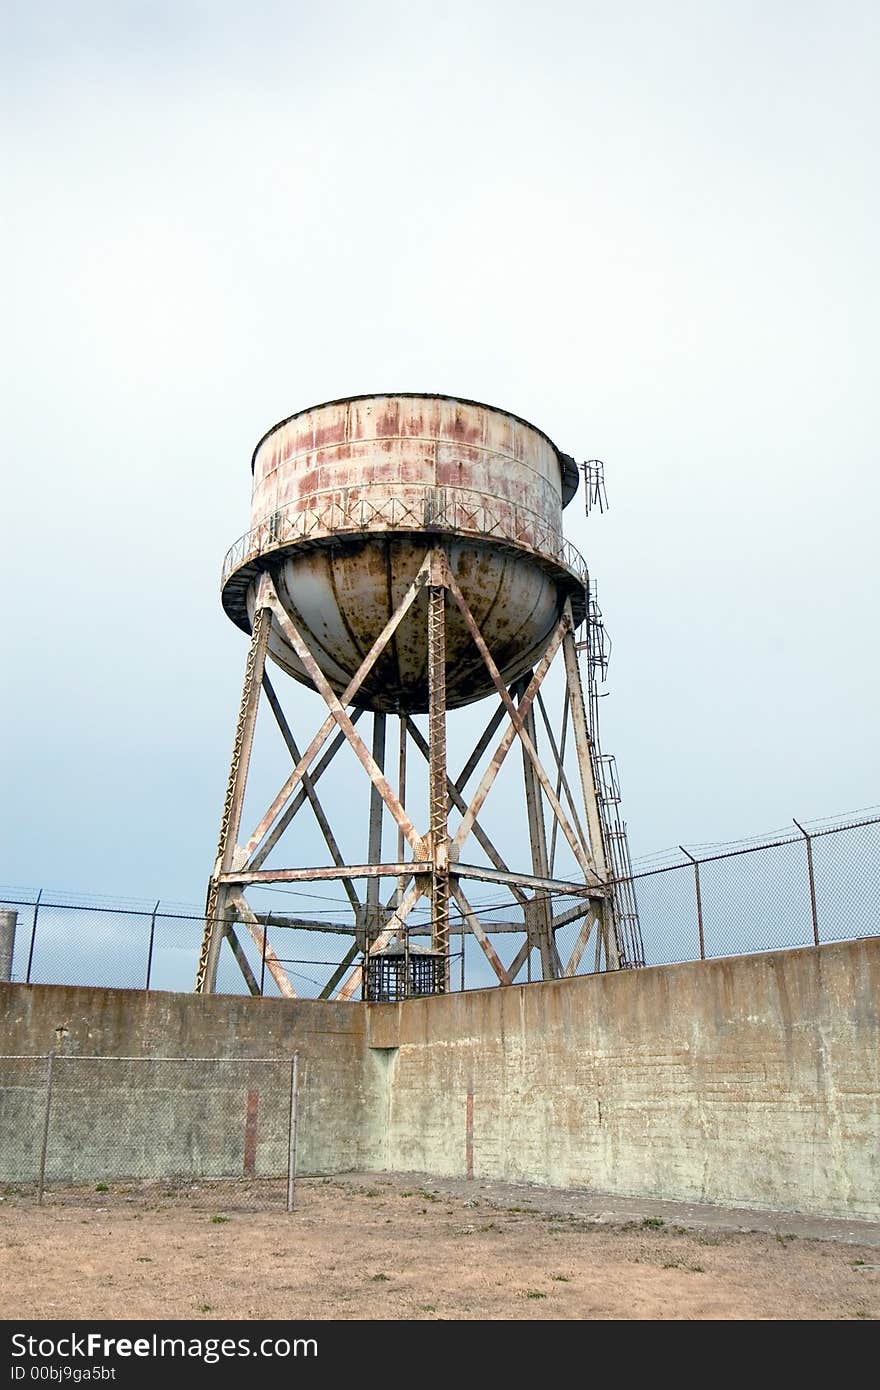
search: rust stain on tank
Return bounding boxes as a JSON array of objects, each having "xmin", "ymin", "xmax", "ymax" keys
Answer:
[
  {"xmin": 313, "ymin": 416, "xmax": 346, "ymax": 449},
  {"xmin": 375, "ymin": 401, "xmax": 401, "ymax": 437},
  {"xmin": 450, "ymin": 405, "xmax": 482, "ymax": 444}
]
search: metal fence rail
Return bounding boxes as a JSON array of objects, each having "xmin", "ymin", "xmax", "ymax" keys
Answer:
[
  {"xmin": 0, "ymin": 1053, "xmax": 300, "ymax": 1210},
  {"xmin": 1, "ymin": 809, "xmax": 877, "ymax": 998}
]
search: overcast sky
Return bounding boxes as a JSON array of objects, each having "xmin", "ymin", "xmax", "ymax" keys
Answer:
[{"xmin": 2, "ymin": 0, "xmax": 878, "ymax": 911}]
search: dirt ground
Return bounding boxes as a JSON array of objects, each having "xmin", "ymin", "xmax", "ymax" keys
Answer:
[{"xmin": 1, "ymin": 1171, "xmax": 878, "ymax": 1321}]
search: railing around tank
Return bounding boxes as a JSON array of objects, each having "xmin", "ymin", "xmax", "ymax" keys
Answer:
[{"xmin": 221, "ymin": 488, "xmax": 590, "ymax": 591}]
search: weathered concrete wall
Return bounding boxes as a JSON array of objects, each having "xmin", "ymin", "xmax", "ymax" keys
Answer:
[
  {"xmin": 367, "ymin": 938, "xmax": 880, "ymax": 1220},
  {"xmin": 1, "ymin": 939, "xmax": 877, "ymax": 1216},
  {"xmin": 0, "ymin": 985, "xmax": 384, "ymax": 1182}
]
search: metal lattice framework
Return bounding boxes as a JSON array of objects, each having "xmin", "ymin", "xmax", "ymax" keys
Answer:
[{"xmin": 196, "ymin": 546, "xmax": 629, "ymax": 1000}]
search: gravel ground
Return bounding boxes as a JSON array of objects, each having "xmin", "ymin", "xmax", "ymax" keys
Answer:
[{"xmin": 1, "ymin": 1171, "xmax": 877, "ymax": 1321}]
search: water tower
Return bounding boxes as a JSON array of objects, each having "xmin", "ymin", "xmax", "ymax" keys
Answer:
[{"xmin": 196, "ymin": 394, "xmax": 643, "ymax": 999}]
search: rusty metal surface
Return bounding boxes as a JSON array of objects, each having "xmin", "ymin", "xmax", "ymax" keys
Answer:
[
  {"xmin": 427, "ymin": 575, "xmax": 449, "ymax": 979},
  {"xmin": 364, "ymin": 713, "xmax": 387, "ymax": 950},
  {"xmin": 403, "ymin": 714, "xmax": 529, "ymax": 905},
  {"xmin": 452, "ymin": 613, "xmax": 570, "ymax": 854},
  {"xmin": 266, "ymin": 586, "xmax": 423, "ymax": 854},
  {"xmin": 249, "ymin": 392, "xmax": 581, "ymax": 504},
  {"xmin": 445, "ymin": 568, "xmax": 600, "ymax": 888},
  {"xmin": 228, "ymin": 892, "xmax": 297, "ymax": 998},
  {"xmin": 221, "ymin": 395, "xmax": 587, "ymax": 712},
  {"xmin": 240, "ymin": 566, "xmax": 429, "ymax": 870},
  {"xmin": 517, "ymin": 685, "xmax": 560, "ymax": 979},
  {"xmin": 251, "ymin": 396, "xmax": 565, "ymax": 538},
  {"xmin": 261, "ymin": 673, "xmax": 361, "ymax": 914},
  {"xmin": 196, "ymin": 591, "xmax": 272, "ymax": 995},
  {"xmin": 200, "ymin": 541, "xmax": 613, "ymax": 999}
]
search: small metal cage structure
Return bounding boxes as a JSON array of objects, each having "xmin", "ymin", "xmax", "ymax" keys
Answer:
[{"xmin": 363, "ymin": 940, "xmax": 447, "ymax": 1002}]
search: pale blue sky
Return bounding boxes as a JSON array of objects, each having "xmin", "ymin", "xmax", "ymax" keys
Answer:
[{"xmin": 2, "ymin": 1, "xmax": 878, "ymax": 910}]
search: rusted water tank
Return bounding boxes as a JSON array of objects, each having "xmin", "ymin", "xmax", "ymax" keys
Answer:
[{"xmin": 221, "ymin": 393, "xmax": 586, "ymax": 712}]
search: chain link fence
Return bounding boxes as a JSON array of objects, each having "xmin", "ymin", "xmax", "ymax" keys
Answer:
[
  {"xmin": 0, "ymin": 1054, "xmax": 300, "ymax": 1210},
  {"xmin": 625, "ymin": 811, "xmax": 880, "ymax": 965},
  {"xmin": 1, "ymin": 810, "xmax": 877, "ymax": 997}
]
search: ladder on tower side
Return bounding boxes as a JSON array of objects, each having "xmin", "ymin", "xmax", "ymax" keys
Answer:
[{"xmin": 576, "ymin": 585, "xmax": 645, "ymax": 968}]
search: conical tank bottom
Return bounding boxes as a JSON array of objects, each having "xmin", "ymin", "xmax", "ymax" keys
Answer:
[{"xmin": 246, "ymin": 534, "xmax": 563, "ymax": 713}]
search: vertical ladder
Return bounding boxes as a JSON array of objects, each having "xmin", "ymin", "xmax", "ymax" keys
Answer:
[{"xmin": 577, "ymin": 584, "xmax": 645, "ymax": 968}]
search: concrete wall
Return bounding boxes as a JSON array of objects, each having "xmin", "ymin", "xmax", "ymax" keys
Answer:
[
  {"xmin": 1, "ymin": 938, "xmax": 877, "ymax": 1217},
  {"xmin": 0, "ymin": 985, "xmax": 385, "ymax": 1183},
  {"xmin": 368, "ymin": 937, "xmax": 880, "ymax": 1219}
]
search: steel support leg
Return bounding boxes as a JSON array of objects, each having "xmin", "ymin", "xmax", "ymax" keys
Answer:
[
  {"xmin": 562, "ymin": 621, "xmax": 622, "ymax": 969},
  {"xmin": 363, "ymin": 712, "xmax": 387, "ymax": 951},
  {"xmin": 396, "ymin": 714, "xmax": 408, "ymax": 910},
  {"xmin": 197, "ymin": 591, "xmax": 272, "ymax": 994},
  {"xmin": 517, "ymin": 678, "xmax": 561, "ymax": 980},
  {"xmin": 562, "ymin": 624, "xmax": 608, "ymax": 879},
  {"xmin": 428, "ymin": 562, "xmax": 450, "ymax": 988}
]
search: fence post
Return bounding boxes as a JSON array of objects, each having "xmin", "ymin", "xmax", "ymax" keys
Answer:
[
  {"xmin": 286, "ymin": 1052, "xmax": 299, "ymax": 1213},
  {"xmin": 679, "ymin": 848, "xmax": 705, "ymax": 960},
  {"xmin": 0, "ymin": 909, "xmax": 17, "ymax": 982},
  {"xmin": 793, "ymin": 819, "xmax": 820, "ymax": 946},
  {"xmin": 260, "ymin": 916, "xmax": 270, "ymax": 997},
  {"xmin": 145, "ymin": 900, "xmax": 160, "ymax": 990},
  {"xmin": 37, "ymin": 1050, "xmax": 55, "ymax": 1205},
  {"xmin": 25, "ymin": 890, "xmax": 43, "ymax": 985}
]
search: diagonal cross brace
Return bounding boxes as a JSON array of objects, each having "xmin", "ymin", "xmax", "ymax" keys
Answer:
[
  {"xmin": 320, "ymin": 942, "xmax": 360, "ymax": 1000},
  {"xmin": 225, "ymin": 925, "xmax": 261, "ymax": 996},
  {"xmin": 535, "ymin": 689, "xmax": 590, "ymax": 858},
  {"xmin": 453, "ymin": 698, "xmax": 508, "ymax": 796},
  {"xmin": 240, "ymin": 562, "xmax": 430, "ymax": 866},
  {"xmin": 547, "ymin": 693, "xmax": 570, "ymax": 876},
  {"xmin": 453, "ymin": 616, "xmax": 570, "ymax": 854},
  {"xmin": 561, "ymin": 625, "xmax": 610, "ymax": 880},
  {"xmin": 261, "ymin": 672, "xmax": 361, "ymax": 912},
  {"xmin": 506, "ymin": 936, "xmax": 531, "ymax": 983},
  {"xmin": 248, "ymin": 716, "xmax": 363, "ymax": 874},
  {"xmin": 229, "ymin": 892, "xmax": 297, "ymax": 998},
  {"xmin": 335, "ymin": 881, "xmax": 424, "ymax": 1001},
  {"xmin": 445, "ymin": 568, "xmax": 601, "ymax": 887},
  {"xmin": 446, "ymin": 565, "xmax": 597, "ymax": 880},
  {"xmin": 404, "ymin": 716, "xmax": 529, "ymax": 908},
  {"xmin": 268, "ymin": 599, "xmax": 423, "ymax": 855},
  {"xmin": 451, "ymin": 883, "xmax": 511, "ymax": 985},
  {"xmin": 564, "ymin": 911, "xmax": 599, "ymax": 976}
]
